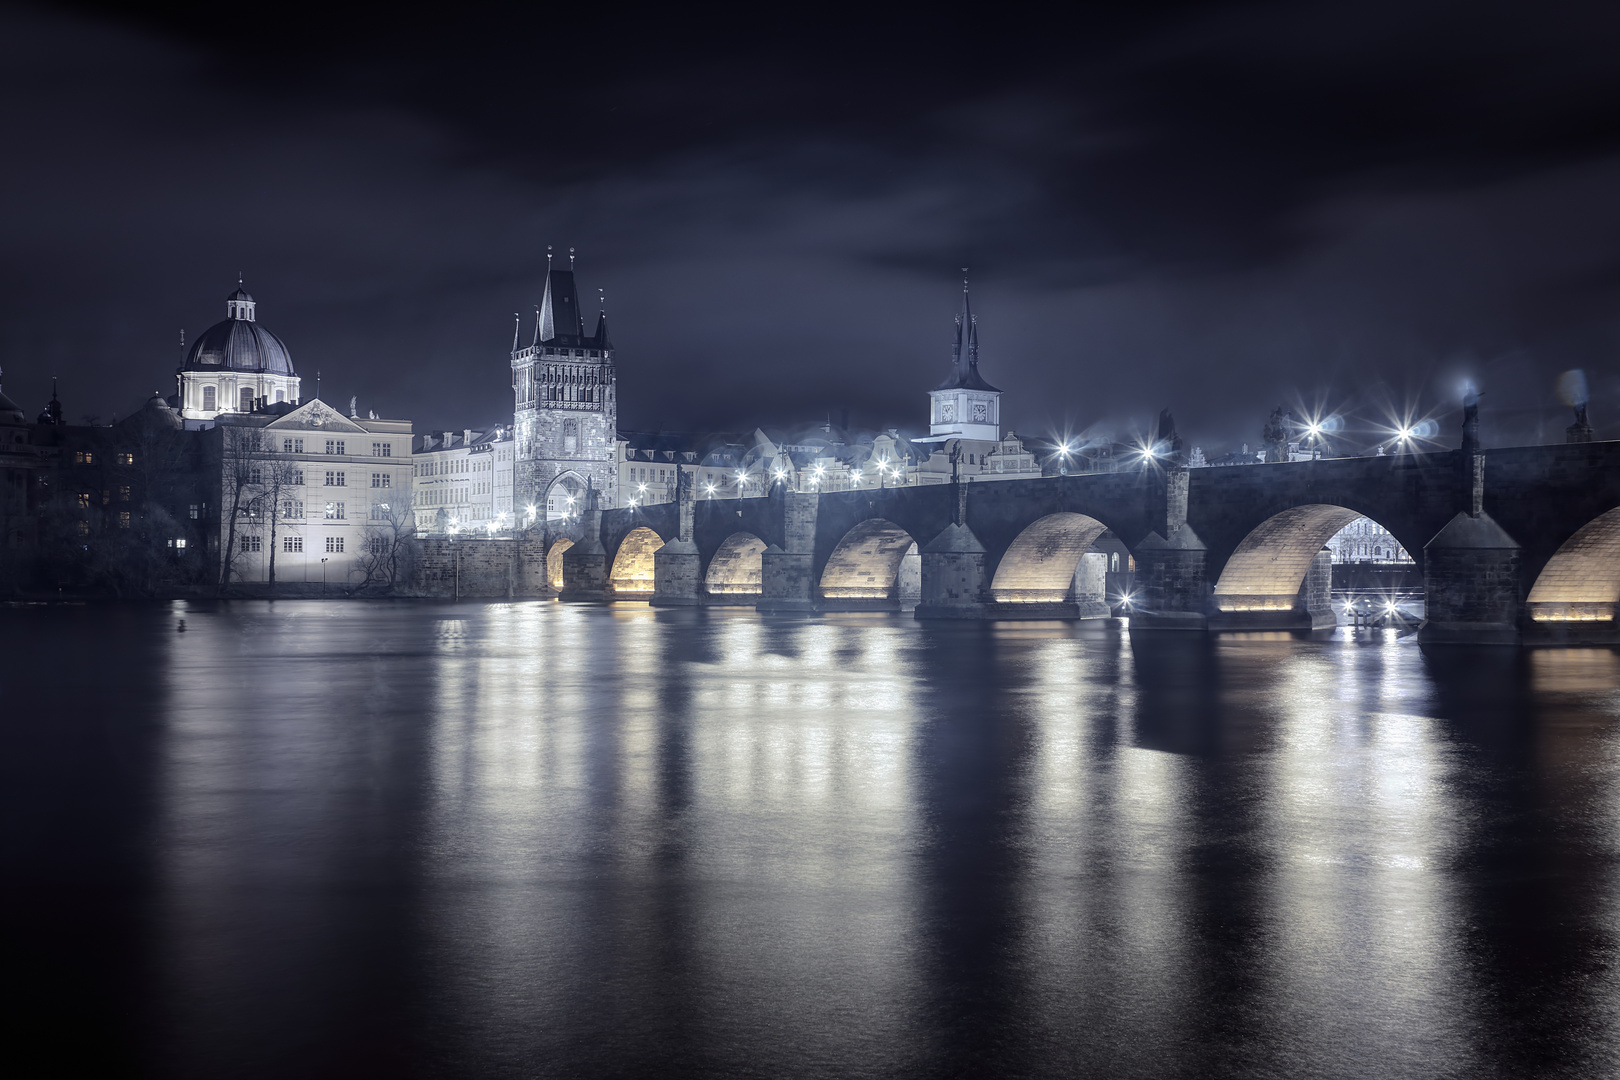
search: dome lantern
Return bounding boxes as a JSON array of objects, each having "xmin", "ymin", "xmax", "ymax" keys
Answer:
[{"xmin": 227, "ymin": 277, "xmax": 256, "ymax": 322}]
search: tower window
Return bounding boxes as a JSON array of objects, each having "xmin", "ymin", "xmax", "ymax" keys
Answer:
[
  {"xmin": 203, "ymin": 386, "xmax": 216, "ymax": 412},
  {"xmin": 240, "ymin": 387, "xmax": 254, "ymax": 413},
  {"xmin": 563, "ymin": 420, "xmax": 578, "ymax": 454}
]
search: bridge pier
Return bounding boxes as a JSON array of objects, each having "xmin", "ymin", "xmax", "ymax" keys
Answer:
[
  {"xmin": 652, "ymin": 467, "xmax": 701, "ymax": 606},
  {"xmin": 651, "ymin": 540, "xmax": 702, "ymax": 606},
  {"xmin": 757, "ymin": 492, "xmax": 818, "ymax": 613},
  {"xmin": 560, "ymin": 509, "xmax": 608, "ymax": 600},
  {"xmin": 1128, "ymin": 525, "xmax": 1209, "ymax": 630},
  {"xmin": 1418, "ymin": 511, "xmax": 1521, "ymax": 644},
  {"xmin": 914, "ymin": 523, "xmax": 992, "ymax": 619}
]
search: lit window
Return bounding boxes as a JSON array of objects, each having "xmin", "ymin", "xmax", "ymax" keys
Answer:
[
  {"xmin": 117, "ymin": 512, "xmax": 131, "ymax": 529},
  {"xmin": 118, "ymin": 485, "xmax": 131, "ymax": 501},
  {"xmin": 116, "ymin": 452, "xmax": 134, "ymax": 466},
  {"xmin": 77, "ymin": 492, "xmax": 91, "ymax": 510},
  {"xmin": 189, "ymin": 503, "xmax": 201, "ymax": 520}
]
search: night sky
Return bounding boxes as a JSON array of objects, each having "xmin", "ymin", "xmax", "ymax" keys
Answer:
[{"xmin": 3, "ymin": 1, "xmax": 1617, "ymax": 453}]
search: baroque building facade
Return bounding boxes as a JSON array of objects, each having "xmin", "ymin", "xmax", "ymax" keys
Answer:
[{"xmin": 511, "ymin": 258, "xmax": 617, "ymax": 520}]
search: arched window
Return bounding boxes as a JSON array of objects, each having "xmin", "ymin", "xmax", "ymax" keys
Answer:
[
  {"xmin": 563, "ymin": 419, "xmax": 578, "ymax": 454},
  {"xmin": 202, "ymin": 386, "xmax": 216, "ymax": 412},
  {"xmin": 1110, "ymin": 552, "xmax": 1120, "ymax": 573}
]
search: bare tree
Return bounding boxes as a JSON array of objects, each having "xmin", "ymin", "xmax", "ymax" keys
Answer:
[
  {"xmin": 259, "ymin": 453, "xmax": 302, "ymax": 588},
  {"xmin": 355, "ymin": 498, "xmax": 417, "ymax": 593},
  {"xmin": 216, "ymin": 424, "xmax": 269, "ymax": 591}
]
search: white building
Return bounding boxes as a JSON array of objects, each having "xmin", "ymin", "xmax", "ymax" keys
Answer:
[
  {"xmin": 211, "ymin": 399, "xmax": 413, "ymax": 587},
  {"xmin": 412, "ymin": 426, "xmax": 516, "ymax": 534},
  {"xmin": 178, "ymin": 282, "xmax": 301, "ymax": 426},
  {"xmin": 1326, "ymin": 517, "xmax": 1413, "ymax": 563}
]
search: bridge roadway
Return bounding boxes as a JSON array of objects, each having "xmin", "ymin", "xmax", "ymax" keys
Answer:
[{"xmin": 550, "ymin": 440, "xmax": 1620, "ymax": 644}]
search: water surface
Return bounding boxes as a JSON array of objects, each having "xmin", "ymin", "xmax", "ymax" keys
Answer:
[{"xmin": 5, "ymin": 601, "xmax": 1620, "ymax": 1078}]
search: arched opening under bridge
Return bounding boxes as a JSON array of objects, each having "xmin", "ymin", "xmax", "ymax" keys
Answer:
[
  {"xmin": 819, "ymin": 518, "xmax": 920, "ymax": 608},
  {"xmin": 1213, "ymin": 505, "xmax": 1417, "ymax": 628},
  {"xmin": 546, "ymin": 538, "xmax": 573, "ymax": 591},
  {"xmin": 609, "ymin": 527, "xmax": 664, "ymax": 596},
  {"xmin": 990, "ymin": 512, "xmax": 1111, "ymax": 606},
  {"xmin": 705, "ymin": 533, "xmax": 767, "ymax": 599},
  {"xmin": 1527, "ymin": 507, "xmax": 1620, "ymax": 623}
]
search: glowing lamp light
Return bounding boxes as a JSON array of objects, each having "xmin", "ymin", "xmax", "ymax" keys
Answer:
[
  {"xmin": 851, "ymin": 470, "xmax": 863, "ymax": 483},
  {"xmin": 773, "ymin": 469, "xmax": 787, "ymax": 481}
]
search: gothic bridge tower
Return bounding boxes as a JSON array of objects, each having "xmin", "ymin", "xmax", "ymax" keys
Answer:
[{"xmin": 511, "ymin": 252, "xmax": 618, "ymax": 519}]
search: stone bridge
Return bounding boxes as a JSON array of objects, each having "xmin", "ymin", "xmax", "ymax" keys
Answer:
[{"xmin": 553, "ymin": 440, "xmax": 1620, "ymax": 644}]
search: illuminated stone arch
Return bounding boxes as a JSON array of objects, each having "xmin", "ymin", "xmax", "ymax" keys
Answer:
[
  {"xmin": 989, "ymin": 512, "xmax": 1110, "ymax": 603},
  {"xmin": 705, "ymin": 532, "xmax": 767, "ymax": 598},
  {"xmin": 1212, "ymin": 504, "xmax": 1365, "ymax": 612},
  {"xmin": 819, "ymin": 518, "xmax": 920, "ymax": 603},
  {"xmin": 546, "ymin": 538, "xmax": 574, "ymax": 591},
  {"xmin": 1526, "ymin": 506, "xmax": 1620, "ymax": 623},
  {"xmin": 609, "ymin": 526, "xmax": 664, "ymax": 595}
]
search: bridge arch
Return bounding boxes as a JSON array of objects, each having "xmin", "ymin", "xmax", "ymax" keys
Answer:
[
  {"xmin": 546, "ymin": 538, "xmax": 574, "ymax": 591},
  {"xmin": 989, "ymin": 512, "xmax": 1110, "ymax": 603},
  {"xmin": 1526, "ymin": 506, "xmax": 1620, "ymax": 623},
  {"xmin": 609, "ymin": 526, "xmax": 664, "ymax": 596},
  {"xmin": 1212, "ymin": 504, "xmax": 1367, "ymax": 613},
  {"xmin": 705, "ymin": 532, "xmax": 767, "ymax": 599},
  {"xmin": 819, "ymin": 517, "xmax": 920, "ymax": 605}
]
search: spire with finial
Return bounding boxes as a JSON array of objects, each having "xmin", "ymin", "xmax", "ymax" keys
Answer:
[
  {"xmin": 512, "ymin": 312, "xmax": 521, "ymax": 352},
  {"xmin": 593, "ymin": 287, "xmax": 612, "ymax": 350},
  {"xmin": 933, "ymin": 269, "xmax": 999, "ymax": 393},
  {"xmin": 569, "ymin": 246, "xmax": 576, "ymax": 270}
]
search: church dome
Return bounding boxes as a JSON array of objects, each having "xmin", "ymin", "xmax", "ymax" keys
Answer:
[{"xmin": 182, "ymin": 282, "xmax": 294, "ymax": 376}]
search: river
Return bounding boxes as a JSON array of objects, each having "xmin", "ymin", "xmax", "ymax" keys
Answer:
[{"xmin": 5, "ymin": 600, "xmax": 1619, "ymax": 1078}]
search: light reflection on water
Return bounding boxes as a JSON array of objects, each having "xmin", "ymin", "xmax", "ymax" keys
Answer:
[{"xmin": 5, "ymin": 601, "xmax": 1620, "ymax": 1078}]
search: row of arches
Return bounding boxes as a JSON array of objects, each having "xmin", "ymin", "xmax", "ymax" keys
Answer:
[{"xmin": 544, "ymin": 503, "xmax": 1620, "ymax": 621}]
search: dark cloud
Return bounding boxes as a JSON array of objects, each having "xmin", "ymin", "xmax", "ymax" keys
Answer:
[{"xmin": 2, "ymin": 0, "xmax": 1617, "ymax": 452}]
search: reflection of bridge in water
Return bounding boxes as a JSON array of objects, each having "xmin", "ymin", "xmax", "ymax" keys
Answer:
[{"xmin": 545, "ymin": 439, "xmax": 1620, "ymax": 644}]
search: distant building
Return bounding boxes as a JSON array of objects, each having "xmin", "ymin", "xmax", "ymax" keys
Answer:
[
  {"xmin": 1325, "ymin": 517, "xmax": 1412, "ymax": 564},
  {"xmin": 411, "ymin": 426, "xmax": 516, "ymax": 534}
]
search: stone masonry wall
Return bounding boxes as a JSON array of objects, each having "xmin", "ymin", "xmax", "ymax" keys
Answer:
[{"xmin": 414, "ymin": 537, "xmax": 550, "ymax": 598}]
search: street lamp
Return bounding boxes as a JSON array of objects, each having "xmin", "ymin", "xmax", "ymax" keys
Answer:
[{"xmin": 320, "ymin": 556, "xmax": 329, "ymax": 599}]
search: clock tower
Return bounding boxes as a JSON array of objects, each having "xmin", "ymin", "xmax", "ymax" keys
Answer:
[{"xmin": 928, "ymin": 278, "xmax": 1001, "ymax": 441}]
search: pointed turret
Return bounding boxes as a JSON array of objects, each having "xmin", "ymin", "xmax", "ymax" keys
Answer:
[{"xmin": 934, "ymin": 277, "xmax": 1000, "ymax": 393}]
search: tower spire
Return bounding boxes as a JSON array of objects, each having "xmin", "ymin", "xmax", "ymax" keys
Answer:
[{"xmin": 512, "ymin": 312, "xmax": 521, "ymax": 352}]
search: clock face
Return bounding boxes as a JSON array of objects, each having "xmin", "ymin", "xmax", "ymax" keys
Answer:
[
  {"xmin": 973, "ymin": 403, "xmax": 987, "ymax": 421},
  {"xmin": 940, "ymin": 403, "xmax": 955, "ymax": 422}
]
